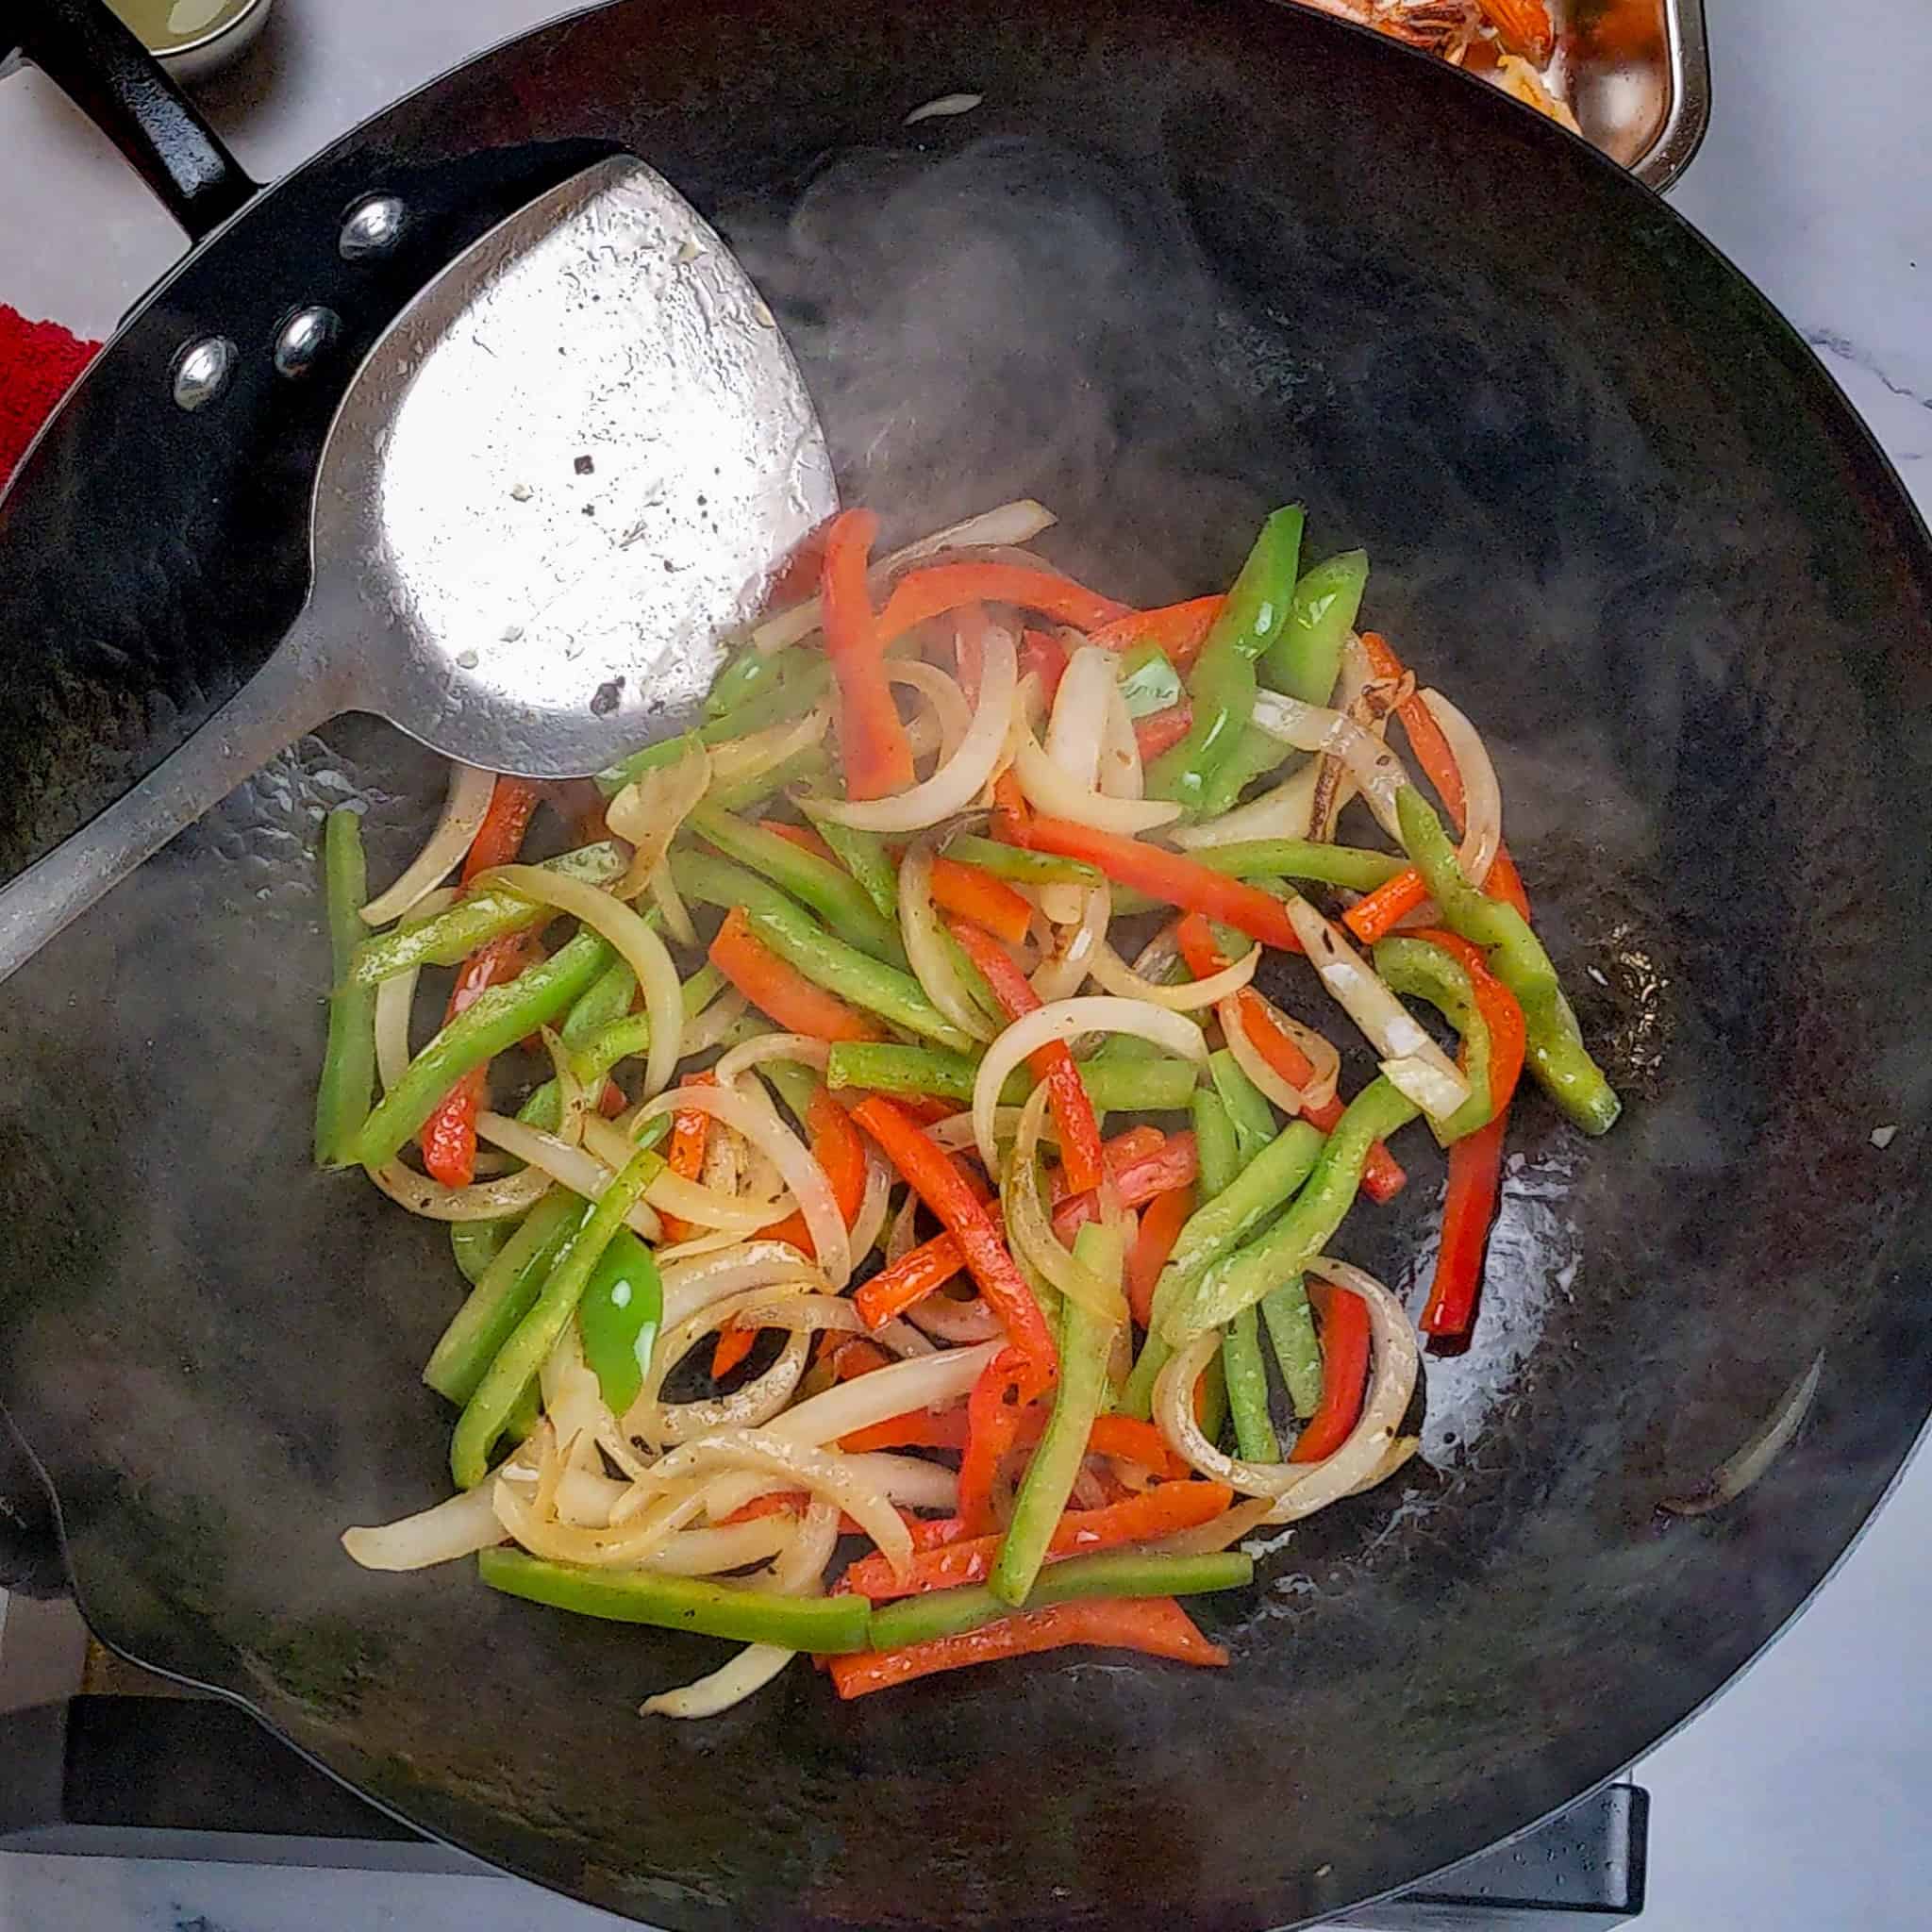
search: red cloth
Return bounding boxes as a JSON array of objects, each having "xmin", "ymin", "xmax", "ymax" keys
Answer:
[{"xmin": 0, "ymin": 304, "xmax": 100, "ymax": 485}]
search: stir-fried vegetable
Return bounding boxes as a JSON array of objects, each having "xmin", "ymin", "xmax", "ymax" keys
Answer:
[{"xmin": 326, "ymin": 494, "xmax": 1624, "ymax": 1720}]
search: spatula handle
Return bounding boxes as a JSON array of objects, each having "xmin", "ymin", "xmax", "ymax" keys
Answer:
[{"xmin": 0, "ymin": 637, "xmax": 338, "ymax": 987}]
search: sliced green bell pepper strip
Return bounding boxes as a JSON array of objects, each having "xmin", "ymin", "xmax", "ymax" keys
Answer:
[
  {"xmin": 990, "ymin": 1223, "xmax": 1123, "ymax": 1607},
  {"xmin": 313, "ymin": 808, "xmax": 376, "ymax": 1168},
  {"xmin": 479, "ymin": 1547, "xmax": 874, "ymax": 1652},
  {"xmin": 345, "ymin": 929, "xmax": 615, "ymax": 1169},
  {"xmin": 450, "ymin": 1219, "xmax": 515, "ymax": 1287},
  {"xmin": 1395, "ymin": 787, "xmax": 1620, "ymax": 1136},
  {"xmin": 872, "ymin": 1548, "xmax": 1254, "ymax": 1651},
  {"xmin": 1188, "ymin": 838, "xmax": 1405, "ymax": 895},
  {"xmin": 1261, "ymin": 548, "xmax": 1369, "ymax": 705},
  {"xmin": 1148, "ymin": 506, "xmax": 1304, "ymax": 814},
  {"xmin": 1175, "ymin": 1077, "xmax": 1419, "ymax": 1339},
  {"xmin": 566, "ymin": 964, "xmax": 726, "ymax": 1092},
  {"xmin": 1121, "ymin": 1115, "xmax": 1324, "ymax": 1419},
  {"xmin": 705, "ymin": 640, "xmax": 785, "ymax": 719},
  {"xmin": 824, "ymin": 1041, "xmax": 1199, "ymax": 1115},
  {"xmin": 689, "ymin": 803, "xmax": 905, "ymax": 966},
  {"xmin": 1191, "ymin": 1089, "xmax": 1279, "ymax": 1461},
  {"xmin": 425, "ymin": 1192, "xmax": 584, "ymax": 1407},
  {"xmin": 345, "ymin": 842, "xmax": 625, "ymax": 986},
  {"xmin": 1261, "ymin": 1278, "xmax": 1324, "ymax": 1420},
  {"xmin": 707, "ymin": 745, "xmax": 830, "ymax": 814},
  {"xmin": 1115, "ymin": 641, "xmax": 1185, "ymax": 719},
  {"xmin": 577, "ymin": 1229, "xmax": 662, "ymax": 1416},
  {"xmin": 671, "ymin": 849, "xmax": 974, "ymax": 1052},
  {"xmin": 1374, "ymin": 935, "xmax": 1495, "ymax": 1143},
  {"xmin": 560, "ymin": 957, "xmax": 638, "ymax": 1050},
  {"xmin": 758, "ymin": 1054, "xmax": 822, "ymax": 1130},
  {"xmin": 451, "ymin": 1141, "xmax": 661, "ymax": 1488},
  {"xmin": 1208, "ymin": 1048, "xmax": 1278, "ymax": 1167},
  {"xmin": 597, "ymin": 659, "xmax": 837, "ymax": 797},
  {"xmin": 940, "ymin": 833, "xmax": 1103, "ymax": 891}
]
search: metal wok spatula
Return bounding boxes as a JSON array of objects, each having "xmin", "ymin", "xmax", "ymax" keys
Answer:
[{"xmin": 0, "ymin": 155, "xmax": 836, "ymax": 985}]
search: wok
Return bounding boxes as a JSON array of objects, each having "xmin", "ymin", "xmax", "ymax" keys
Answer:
[{"xmin": 3, "ymin": 1, "xmax": 1931, "ymax": 1926}]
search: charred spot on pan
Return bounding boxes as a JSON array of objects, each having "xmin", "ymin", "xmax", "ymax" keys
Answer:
[{"xmin": 575, "ymin": 454, "xmax": 594, "ymax": 475}]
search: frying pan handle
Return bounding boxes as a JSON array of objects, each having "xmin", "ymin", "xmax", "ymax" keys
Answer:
[{"xmin": 0, "ymin": 0, "xmax": 256, "ymax": 242}]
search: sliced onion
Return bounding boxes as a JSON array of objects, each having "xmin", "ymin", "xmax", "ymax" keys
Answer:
[
  {"xmin": 1415, "ymin": 688, "xmax": 1502, "ymax": 889},
  {"xmin": 606, "ymin": 1426, "xmax": 912, "ymax": 1580},
  {"xmin": 973, "ymin": 995, "xmax": 1207, "ymax": 1177},
  {"xmin": 702, "ymin": 1451, "xmax": 958, "ymax": 1525},
  {"xmin": 764, "ymin": 1495, "xmax": 841, "ymax": 1598},
  {"xmin": 607, "ymin": 739, "xmax": 709, "ymax": 900},
  {"xmin": 1248, "ymin": 691, "xmax": 1409, "ymax": 841},
  {"xmin": 491, "ymin": 1477, "xmax": 794, "ymax": 1574},
  {"xmin": 1003, "ymin": 1085, "xmax": 1127, "ymax": 1325},
  {"xmin": 889, "ymin": 660, "xmax": 972, "ymax": 761},
  {"xmin": 360, "ymin": 764, "xmax": 494, "ymax": 925},
  {"xmin": 341, "ymin": 1482, "xmax": 506, "ymax": 1571},
  {"xmin": 1044, "ymin": 644, "xmax": 1112, "ymax": 794},
  {"xmin": 657, "ymin": 1240, "xmax": 829, "ymax": 1331},
  {"xmin": 705, "ymin": 703, "xmax": 829, "ymax": 791},
  {"xmin": 871, "ymin": 1317, "xmax": 939, "ymax": 1357},
  {"xmin": 715, "ymin": 1034, "xmax": 831, "ymax": 1091},
  {"xmin": 474, "ymin": 1113, "xmax": 665, "ymax": 1241},
  {"xmin": 480, "ymin": 863, "xmax": 683, "ymax": 1100},
  {"xmin": 634, "ymin": 1309, "xmax": 813, "ymax": 1449},
  {"xmin": 764, "ymin": 1339, "xmax": 1004, "ymax": 1447},
  {"xmin": 907, "ymin": 1291, "xmax": 1004, "ymax": 1343},
  {"xmin": 1099, "ymin": 661, "xmax": 1147, "ymax": 804},
  {"xmin": 900, "ymin": 841, "xmax": 996, "ymax": 1044},
  {"xmin": 1659, "ymin": 1354, "xmax": 1823, "ymax": 1517},
  {"xmin": 641, "ymin": 1643, "xmax": 797, "ymax": 1720},
  {"xmin": 364, "ymin": 1157, "xmax": 555, "ymax": 1223},
  {"xmin": 580, "ymin": 1115, "xmax": 783, "ymax": 1231},
  {"xmin": 371, "ymin": 888, "xmax": 458, "ymax": 1092},
  {"xmin": 1217, "ymin": 994, "xmax": 1306, "ymax": 1113},
  {"xmin": 751, "ymin": 500, "xmax": 1057, "ymax": 656},
  {"xmin": 885, "ymin": 1187, "xmax": 921, "ymax": 1266},
  {"xmin": 1029, "ymin": 884, "xmax": 1111, "ymax": 1002},
  {"xmin": 647, "ymin": 863, "xmax": 698, "ymax": 946},
  {"xmin": 923, "ymin": 1106, "xmax": 1052, "ymax": 1153},
  {"xmin": 1281, "ymin": 897, "xmax": 1470, "ymax": 1121},
  {"xmin": 1169, "ymin": 756, "xmax": 1323, "ymax": 850},
  {"xmin": 1152, "ymin": 1257, "xmax": 1417, "ymax": 1521},
  {"xmin": 635, "ymin": 1084, "xmax": 851, "ymax": 1289},
  {"xmin": 677, "ymin": 988, "xmax": 749, "ymax": 1059},
  {"xmin": 1091, "ymin": 936, "xmax": 1256, "ymax": 1011},
  {"xmin": 1016, "ymin": 718, "xmax": 1179, "ymax": 833},
  {"xmin": 848, "ymin": 1146, "xmax": 893, "ymax": 1262},
  {"xmin": 808, "ymin": 624, "xmax": 1017, "ymax": 833}
]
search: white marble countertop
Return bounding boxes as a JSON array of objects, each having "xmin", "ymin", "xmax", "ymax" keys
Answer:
[{"xmin": 3, "ymin": 2, "xmax": 1929, "ymax": 1927}]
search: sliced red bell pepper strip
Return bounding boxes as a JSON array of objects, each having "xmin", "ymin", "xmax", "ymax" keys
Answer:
[
  {"xmin": 838, "ymin": 1480, "xmax": 1236, "ymax": 1600},
  {"xmin": 1342, "ymin": 631, "xmax": 1531, "ymax": 943},
  {"xmin": 1050, "ymin": 1132, "xmax": 1200, "ymax": 1241},
  {"xmin": 851, "ymin": 1096, "xmax": 1058, "ymax": 1388},
  {"xmin": 708, "ymin": 905, "xmax": 882, "ymax": 1042},
  {"xmin": 1087, "ymin": 594, "xmax": 1227, "ymax": 673},
  {"xmin": 658, "ymin": 1071, "xmax": 715, "ymax": 1246},
  {"xmin": 1412, "ymin": 928, "xmax": 1526, "ymax": 1339},
  {"xmin": 831, "ymin": 1336, "xmax": 893, "ymax": 1381},
  {"xmin": 1174, "ymin": 913, "xmax": 1406, "ymax": 1205},
  {"xmin": 855, "ymin": 1229, "xmax": 969, "ymax": 1328},
  {"xmin": 416, "ymin": 777, "xmax": 546, "ymax": 1185},
  {"xmin": 957, "ymin": 1346, "xmax": 1030, "ymax": 1535},
  {"xmin": 757, "ymin": 1081, "xmax": 869, "ymax": 1254},
  {"xmin": 926, "ymin": 858, "xmax": 1033, "ymax": 945},
  {"xmin": 1127, "ymin": 1183, "xmax": 1193, "ymax": 1329},
  {"xmin": 1133, "ymin": 700, "xmax": 1195, "ymax": 764},
  {"xmin": 1010, "ymin": 1407, "xmax": 1191, "ymax": 1479},
  {"xmin": 1291, "ymin": 1280, "xmax": 1372, "ymax": 1463},
  {"xmin": 1046, "ymin": 1125, "xmax": 1164, "ymax": 1201},
  {"xmin": 822, "ymin": 507, "xmax": 914, "ymax": 801},
  {"xmin": 991, "ymin": 767, "xmax": 1030, "ymax": 841},
  {"xmin": 418, "ymin": 930, "xmax": 541, "ymax": 1185},
  {"xmin": 945, "ymin": 917, "xmax": 1108, "ymax": 1195},
  {"xmin": 838, "ymin": 1407, "xmax": 974, "ymax": 1455},
  {"xmin": 827, "ymin": 1595, "xmax": 1227, "ymax": 1696},
  {"xmin": 765, "ymin": 521, "xmax": 832, "ymax": 611},
  {"xmin": 1019, "ymin": 627, "xmax": 1069, "ymax": 703},
  {"xmin": 873, "ymin": 562, "xmax": 1128, "ymax": 650},
  {"xmin": 1008, "ymin": 816, "xmax": 1304, "ymax": 952}
]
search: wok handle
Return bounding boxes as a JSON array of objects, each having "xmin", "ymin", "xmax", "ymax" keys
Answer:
[
  {"xmin": 0, "ymin": 628, "xmax": 339, "ymax": 989},
  {"xmin": 0, "ymin": 0, "xmax": 256, "ymax": 241}
]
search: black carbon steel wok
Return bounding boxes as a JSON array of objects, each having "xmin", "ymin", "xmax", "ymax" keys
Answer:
[{"xmin": 4, "ymin": 1, "xmax": 1932, "ymax": 1926}]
